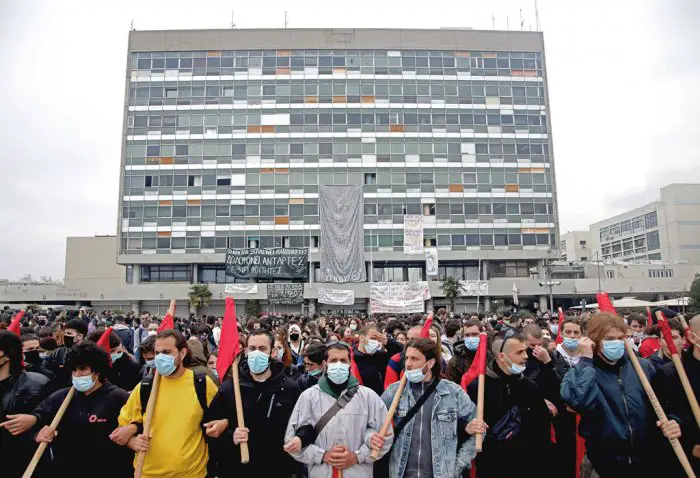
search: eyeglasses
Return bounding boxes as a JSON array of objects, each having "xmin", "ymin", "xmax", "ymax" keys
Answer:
[{"xmin": 500, "ymin": 328, "xmax": 518, "ymax": 353}]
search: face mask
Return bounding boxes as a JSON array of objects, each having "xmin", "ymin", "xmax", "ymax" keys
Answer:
[
  {"xmin": 464, "ymin": 337, "xmax": 480, "ymax": 351},
  {"xmin": 405, "ymin": 363, "xmax": 431, "ymax": 383},
  {"xmin": 549, "ymin": 325, "xmax": 559, "ymax": 336},
  {"xmin": 562, "ymin": 338, "xmax": 579, "ymax": 350},
  {"xmin": 275, "ymin": 349, "xmax": 284, "ymax": 361},
  {"xmin": 349, "ymin": 324, "xmax": 357, "ymax": 331},
  {"xmin": 632, "ymin": 331, "xmax": 644, "ymax": 339},
  {"xmin": 63, "ymin": 336, "xmax": 75, "ymax": 347},
  {"xmin": 602, "ymin": 340, "xmax": 625, "ymax": 362},
  {"xmin": 247, "ymin": 350, "xmax": 270, "ymax": 374},
  {"xmin": 145, "ymin": 359, "xmax": 156, "ymax": 368},
  {"xmin": 155, "ymin": 353, "xmax": 178, "ymax": 376},
  {"xmin": 290, "ymin": 333, "xmax": 300, "ymax": 341},
  {"xmin": 326, "ymin": 362, "xmax": 350, "ymax": 384},
  {"xmin": 148, "ymin": 330, "xmax": 157, "ymax": 336},
  {"xmin": 24, "ymin": 351, "xmax": 41, "ymax": 365},
  {"xmin": 309, "ymin": 368, "xmax": 323, "ymax": 377},
  {"xmin": 503, "ymin": 355, "xmax": 526, "ymax": 375},
  {"xmin": 364, "ymin": 339, "xmax": 380, "ymax": 354},
  {"xmin": 39, "ymin": 352, "xmax": 48, "ymax": 360},
  {"xmin": 72, "ymin": 373, "xmax": 96, "ymax": 393},
  {"xmin": 211, "ymin": 369, "xmax": 219, "ymax": 379},
  {"xmin": 111, "ymin": 352, "xmax": 123, "ymax": 362}
]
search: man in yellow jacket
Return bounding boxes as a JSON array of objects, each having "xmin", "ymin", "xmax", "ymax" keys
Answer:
[{"xmin": 114, "ymin": 329, "xmax": 219, "ymax": 478}]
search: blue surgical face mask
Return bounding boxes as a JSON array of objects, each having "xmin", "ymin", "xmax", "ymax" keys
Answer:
[
  {"xmin": 550, "ymin": 324, "xmax": 559, "ymax": 336},
  {"xmin": 364, "ymin": 339, "xmax": 380, "ymax": 354},
  {"xmin": 464, "ymin": 337, "xmax": 480, "ymax": 351},
  {"xmin": 111, "ymin": 351, "xmax": 123, "ymax": 362},
  {"xmin": 503, "ymin": 355, "xmax": 526, "ymax": 375},
  {"xmin": 155, "ymin": 353, "xmax": 177, "ymax": 376},
  {"xmin": 405, "ymin": 362, "xmax": 432, "ymax": 383},
  {"xmin": 602, "ymin": 340, "xmax": 625, "ymax": 362},
  {"xmin": 145, "ymin": 358, "xmax": 156, "ymax": 368},
  {"xmin": 326, "ymin": 362, "xmax": 350, "ymax": 384},
  {"xmin": 247, "ymin": 350, "xmax": 270, "ymax": 375},
  {"xmin": 309, "ymin": 368, "xmax": 323, "ymax": 377},
  {"xmin": 39, "ymin": 352, "xmax": 48, "ymax": 360},
  {"xmin": 72, "ymin": 373, "xmax": 96, "ymax": 393},
  {"xmin": 562, "ymin": 338, "xmax": 580, "ymax": 350}
]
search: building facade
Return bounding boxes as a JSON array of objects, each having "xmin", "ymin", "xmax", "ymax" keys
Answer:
[
  {"xmin": 560, "ymin": 230, "xmax": 591, "ymax": 262},
  {"xmin": 590, "ymin": 184, "xmax": 700, "ymax": 264},
  {"xmin": 114, "ymin": 28, "xmax": 559, "ymax": 312}
]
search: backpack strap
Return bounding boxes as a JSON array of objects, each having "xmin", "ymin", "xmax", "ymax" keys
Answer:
[
  {"xmin": 314, "ymin": 385, "xmax": 359, "ymax": 436},
  {"xmin": 193, "ymin": 371, "xmax": 208, "ymax": 413},
  {"xmin": 140, "ymin": 373, "xmax": 154, "ymax": 413}
]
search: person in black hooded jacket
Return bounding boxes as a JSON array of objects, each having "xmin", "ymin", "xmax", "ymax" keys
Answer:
[
  {"xmin": 0, "ymin": 331, "xmax": 51, "ymax": 478},
  {"xmin": 207, "ymin": 329, "xmax": 301, "ymax": 477}
]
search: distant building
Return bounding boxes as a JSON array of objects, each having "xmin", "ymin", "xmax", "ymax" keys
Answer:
[{"xmin": 560, "ymin": 230, "xmax": 591, "ymax": 262}]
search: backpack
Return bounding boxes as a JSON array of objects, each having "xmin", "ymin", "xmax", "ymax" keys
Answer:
[{"xmin": 140, "ymin": 370, "xmax": 208, "ymax": 419}]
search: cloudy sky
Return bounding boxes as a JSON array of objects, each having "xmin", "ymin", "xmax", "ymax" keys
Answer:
[{"xmin": 0, "ymin": 0, "xmax": 698, "ymax": 280}]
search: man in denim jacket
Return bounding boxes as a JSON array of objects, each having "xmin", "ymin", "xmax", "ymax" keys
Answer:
[{"xmin": 379, "ymin": 338, "xmax": 481, "ymax": 478}]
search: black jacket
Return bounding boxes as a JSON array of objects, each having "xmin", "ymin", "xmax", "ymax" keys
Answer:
[
  {"xmin": 524, "ymin": 348, "xmax": 562, "ymax": 403},
  {"xmin": 0, "ymin": 372, "xmax": 51, "ymax": 478},
  {"xmin": 209, "ymin": 360, "xmax": 301, "ymax": 477},
  {"xmin": 467, "ymin": 361, "xmax": 552, "ymax": 478},
  {"xmin": 446, "ymin": 341, "xmax": 477, "ymax": 384},
  {"xmin": 652, "ymin": 348, "xmax": 700, "ymax": 476},
  {"xmin": 352, "ymin": 345, "xmax": 391, "ymax": 396},
  {"xmin": 31, "ymin": 382, "xmax": 132, "ymax": 478},
  {"xmin": 108, "ymin": 354, "xmax": 141, "ymax": 392},
  {"xmin": 295, "ymin": 371, "xmax": 320, "ymax": 392},
  {"xmin": 113, "ymin": 325, "xmax": 134, "ymax": 353}
]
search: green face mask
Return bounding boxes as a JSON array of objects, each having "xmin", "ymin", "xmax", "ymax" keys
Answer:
[{"xmin": 308, "ymin": 368, "xmax": 323, "ymax": 377}]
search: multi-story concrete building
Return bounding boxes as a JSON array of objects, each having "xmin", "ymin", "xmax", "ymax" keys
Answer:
[
  {"xmin": 114, "ymin": 28, "xmax": 559, "ymax": 312},
  {"xmin": 590, "ymin": 184, "xmax": 700, "ymax": 264},
  {"xmin": 560, "ymin": 230, "xmax": 591, "ymax": 262}
]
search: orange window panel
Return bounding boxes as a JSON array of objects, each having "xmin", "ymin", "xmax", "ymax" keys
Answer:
[
  {"xmin": 455, "ymin": 51, "xmax": 470, "ymax": 57},
  {"xmin": 275, "ymin": 216, "xmax": 289, "ymax": 225},
  {"xmin": 207, "ymin": 51, "xmax": 221, "ymax": 57},
  {"xmin": 274, "ymin": 168, "xmax": 289, "ymax": 173},
  {"xmin": 276, "ymin": 67, "xmax": 290, "ymax": 75},
  {"xmin": 261, "ymin": 168, "xmax": 275, "ymax": 174},
  {"xmin": 448, "ymin": 184, "xmax": 464, "ymax": 193},
  {"xmin": 157, "ymin": 231, "xmax": 172, "ymax": 237},
  {"xmin": 530, "ymin": 168, "xmax": 545, "ymax": 173},
  {"xmin": 289, "ymin": 198, "xmax": 305, "ymax": 204},
  {"xmin": 522, "ymin": 70, "xmax": 537, "ymax": 77},
  {"xmin": 333, "ymin": 96, "xmax": 347, "ymax": 103},
  {"xmin": 518, "ymin": 168, "xmax": 532, "ymax": 173},
  {"xmin": 390, "ymin": 124, "xmax": 405, "ymax": 133},
  {"xmin": 277, "ymin": 50, "xmax": 291, "ymax": 56},
  {"xmin": 187, "ymin": 200, "xmax": 201, "ymax": 205},
  {"xmin": 160, "ymin": 157, "xmax": 174, "ymax": 165},
  {"xmin": 260, "ymin": 125, "xmax": 275, "ymax": 133},
  {"xmin": 522, "ymin": 228, "xmax": 549, "ymax": 234},
  {"xmin": 247, "ymin": 125, "xmax": 262, "ymax": 133},
  {"xmin": 158, "ymin": 200, "xmax": 172, "ymax": 206},
  {"xmin": 333, "ymin": 67, "xmax": 346, "ymax": 73},
  {"xmin": 505, "ymin": 184, "xmax": 520, "ymax": 193},
  {"xmin": 361, "ymin": 95, "xmax": 375, "ymax": 103},
  {"xmin": 482, "ymin": 52, "xmax": 497, "ymax": 58},
  {"xmin": 511, "ymin": 70, "xmax": 524, "ymax": 76},
  {"xmin": 304, "ymin": 96, "xmax": 318, "ymax": 103}
]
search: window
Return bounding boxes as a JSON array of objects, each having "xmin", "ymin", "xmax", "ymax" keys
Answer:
[
  {"xmin": 647, "ymin": 230, "xmax": 660, "ymax": 250},
  {"xmin": 645, "ymin": 211, "xmax": 658, "ymax": 229},
  {"xmin": 140, "ymin": 265, "xmax": 192, "ymax": 282},
  {"xmin": 648, "ymin": 269, "xmax": 673, "ymax": 278},
  {"xmin": 606, "ymin": 270, "xmax": 615, "ymax": 279},
  {"xmin": 489, "ymin": 261, "xmax": 530, "ymax": 278},
  {"xmin": 216, "ymin": 177, "xmax": 231, "ymax": 186},
  {"xmin": 580, "ymin": 256, "xmax": 587, "ymax": 261},
  {"xmin": 198, "ymin": 265, "xmax": 228, "ymax": 284},
  {"xmin": 364, "ymin": 173, "xmax": 376, "ymax": 184},
  {"xmin": 579, "ymin": 240, "xmax": 587, "ymax": 247},
  {"xmin": 125, "ymin": 265, "xmax": 134, "ymax": 284}
]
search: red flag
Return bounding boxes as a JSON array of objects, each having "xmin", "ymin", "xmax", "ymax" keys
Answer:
[
  {"xmin": 657, "ymin": 312, "xmax": 678, "ymax": 355},
  {"xmin": 460, "ymin": 333, "xmax": 487, "ymax": 391},
  {"xmin": 555, "ymin": 308, "xmax": 565, "ymax": 345},
  {"xmin": 7, "ymin": 310, "xmax": 24, "ymax": 335},
  {"xmin": 596, "ymin": 293, "xmax": 617, "ymax": 315},
  {"xmin": 646, "ymin": 307, "xmax": 653, "ymax": 328},
  {"xmin": 158, "ymin": 307, "xmax": 176, "ymax": 332},
  {"xmin": 575, "ymin": 414, "xmax": 586, "ymax": 478},
  {"xmin": 97, "ymin": 327, "xmax": 113, "ymax": 366},
  {"xmin": 420, "ymin": 313, "xmax": 434, "ymax": 339},
  {"xmin": 216, "ymin": 297, "xmax": 241, "ymax": 380}
]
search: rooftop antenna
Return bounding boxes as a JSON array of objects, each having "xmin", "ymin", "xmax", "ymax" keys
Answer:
[
  {"xmin": 520, "ymin": 9, "xmax": 524, "ymax": 30},
  {"xmin": 491, "ymin": 13, "xmax": 495, "ymax": 29},
  {"xmin": 284, "ymin": 11, "xmax": 288, "ymax": 29},
  {"xmin": 130, "ymin": 19, "xmax": 134, "ymax": 31},
  {"xmin": 506, "ymin": 16, "xmax": 510, "ymax": 30},
  {"xmin": 534, "ymin": 0, "xmax": 541, "ymax": 31},
  {"xmin": 230, "ymin": 10, "xmax": 236, "ymax": 28}
]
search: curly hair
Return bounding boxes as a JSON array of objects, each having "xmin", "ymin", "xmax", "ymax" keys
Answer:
[{"xmin": 67, "ymin": 342, "xmax": 110, "ymax": 381}]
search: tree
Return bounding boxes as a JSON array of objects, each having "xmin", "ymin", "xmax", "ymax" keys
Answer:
[
  {"xmin": 245, "ymin": 299, "xmax": 261, "ymax": 318},
  {"xmin": 440, "ymin": 276, "xmax": 461, "ymax": 312},
  {"xmin": 188, "ymin": 284, "xmax": 212, "ymax": 315},
  {"xmin": 688, "ymin": 273, "xmax": 700, "ymax": 313}
]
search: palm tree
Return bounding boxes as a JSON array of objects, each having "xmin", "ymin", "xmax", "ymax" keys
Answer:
[
  {"xmin": 440, "ymin": 276, "xmax": 461, "ymax": 312},
  {"xmin": 245, "ymin": 299, "xmax": 261, "ymax": 318},
  {"xmin": 188, "ymin": 284, "xmax": 212, "ymax": 316}
]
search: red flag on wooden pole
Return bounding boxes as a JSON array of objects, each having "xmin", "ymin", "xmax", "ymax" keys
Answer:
[
  {"xmin": 96, "ymin": 327, "xmax": 114, "ymax": 365},
  {"xmin": 8, "ymin": 310, "xmax": 25, "ymax": 335},
  {"xmin": 216, "ymin": 297, "xmax": 240, "ymax": 380},
  {"xmin": 460, "ymin": 333, "xmax": 487, "ymax": 391},
  {"xmin": 596, "ymin": 292, "xmax": 617, "ymax": 315},
  {"xmin": 420, "ymin": 312, "xmax": 434, "ymax": 339},
  {"xmin": 157, "ymin": 305, "xmax": 176, "ymax": 332}
]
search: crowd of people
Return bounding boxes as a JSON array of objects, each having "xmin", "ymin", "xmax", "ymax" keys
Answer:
[{"xmin": 0, "ymin": 304, "xmax": 698, "ymax": 477}]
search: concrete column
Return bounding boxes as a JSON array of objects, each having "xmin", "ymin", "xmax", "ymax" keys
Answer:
[
  {"xmin": 308, "ymin": 299, "xmax": 317, "ymax": 315},
  {"xmin": 366, "ymin": 298, "xmax": 372, "ymax": 313},
  {"xmin": 481, "ymin": 260, "xmax": 489, "ymax": 280},
  {"xmin": 309, "ymin": 262, "xmax": 315, "ymax": 284},
  {"xmin": 192, "ymin": 264, "xmax": 198, "ymax": 284},
  {"xmin": 426, "ymin": 298, "xmax": 434, "ymax": 314},
  {"xmin": 656, "ymin": 293, "xmax": 665, "ymax": 302},
  {"xmin": 367, "ymin": 261, "xmax": 373, "ymax": 281},
  {"xmin": 539, "ymin": 295, "xmax": 548, "ymax": 311},
  {"xmin": 537, "ymin": 260, "xmax": 546, "ymax": 279},
  {"xmin": 130, "ymin": 301, "xmax": 141, "ymax": 314},
  {"xmin": 133, "ymin": 264, "xmax": 141, "ymax": 284},
  {"xmin": 484, "ymin": 297, "xmax": 491, "ymax": 313}
]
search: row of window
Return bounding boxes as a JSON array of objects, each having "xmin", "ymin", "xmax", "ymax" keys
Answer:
[
  {"xmin": 648, "ymin": 269, "xmax": 674, "ymax": 278},
  {"xmin": 132, "ymin": 50, "xmax": 541, "ymax": 60},
  {"xmin": 599, "ymin": 211, "xmax": 658, "ymax": 241}
]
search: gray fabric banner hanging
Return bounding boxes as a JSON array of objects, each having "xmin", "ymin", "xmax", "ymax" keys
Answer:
[{"xmin": 319, "ymin": 185, "xmax": 367, "ymax": 283}]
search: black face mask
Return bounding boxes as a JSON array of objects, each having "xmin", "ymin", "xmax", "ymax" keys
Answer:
[
  {"xmin": 24, "ymin": 351, "xmax": 41, "ymax": 365},
  {"xmin": 290, "ymin": 333, "xmax": 300, "ymax": 341},
  {"xmin": 63, "ymin": 336, "xmax": 75, "ymax": 347}
]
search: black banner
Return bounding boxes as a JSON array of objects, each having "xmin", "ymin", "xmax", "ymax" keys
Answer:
[
  {"xmin": 267, "ymin": 283, "xmax": 304, "ymax": 305},
  {"xmin": 225, "ymin": 248, "xmax": 308, "ymax": 279}
]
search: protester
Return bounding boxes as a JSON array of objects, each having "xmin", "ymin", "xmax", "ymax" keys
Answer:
[
  {"xmin": 20, "ymin": 334, "xmax": 55, "ymax": 380},
  {"xmin": 0, "ymin": 330, "xmax": 51, "ymax": 478},
  {"xmin": 138, "ymin": 335, "xmax": 156, "ymax": 378},
  {"xmin": 285, "ymin": 341, "xmax": 392, "ymax": 477},
  {"xmin": 297, "ymin": 342, "xmax": 326, "ymax": 392},
  {"xmin": 30, "ymin": 342, "xmax": 133, "ymax": 477},
  {"xmin": 116, "ymin": 329, "xmax": 218, "ymax": 478},
  {"xmin": 428, "ymin": 324, "xmax": 452, "ymax": 362},
  {"xmin": 628, "ymin": 314, "xmax": 648, "ymax": 350},
  {"xmin": 652, "ymin": 314, "xmax": 700, "ymax": 476},
  {"xmin": 207, "ymin": 351, "xmax": 219, "ymax": 380},
  {"xmin": 647, "ymin": 318, "xmax": 685, "ymax": 371},
  {"xmin": 561, "ymin": 313, "xmax": 681, "ymax": 478},
  {"xmin": 380, "ymin": 338, "xmax": 479, "ymax": 477},
  {"xmin": 45, "ymin": 318, "xmax": 87, "ymax": 388},
  {"xmin": 353, "ymin": 325, "xmax": 393, "ymax": 396},
  {"xmin": 467, "ymin": 331, "xmax": 552, "ymax": 477},
  {"xmin": 522, "ymin": 325, "xmax": 562, "ymax": 406},
  {"xmin": 187, "ymin": 337, "xmax": 219, "ymax": 385},
  {"xmin": 287, "ymin": 323, "xmax": 305, "ymax": 366},
  {"xmin": 274, "ymin": 333, "xmax": 300, "ymax": 379},
  {"xmin": 445, "ymin": 319, "xmax": 484, "ymax": 384},
  {"xmin": 207, "ymin": 329, "xmax": 301, "ymax": 476},
  {"xmin": 113, "ymin": 315, "xmax": 134, "ymax": 355}
]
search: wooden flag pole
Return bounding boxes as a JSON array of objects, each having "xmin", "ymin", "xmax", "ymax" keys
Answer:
[
  {"xmin": 475, "ymin": 373, "xmax": 486, "ymax": 452},
  {"xmin": 231, "ymin": 355, "xmax": 250, "ymax": 464},
  {"xmin": 22, "ymin": 387, "xmax": 76, "ymax": 478},
  {"xmin": 656, "ymin": 311, "xmax": 700, "ymax": 428},
  {"xmin": 624, "ymin": 341, "xmax": 696, "ymax": 478},
  {"xmin": 134, "ymin": 298, "xmax": 176, "ymax": 478},
  {"xmin": 371, "ymin": 375, "xmax": 406, "ymax": 460}
]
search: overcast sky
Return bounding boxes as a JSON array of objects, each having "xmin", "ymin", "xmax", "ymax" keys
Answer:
[{"xmin": 0, "ymin": 0, "xmax": 698, "ymax": 280}]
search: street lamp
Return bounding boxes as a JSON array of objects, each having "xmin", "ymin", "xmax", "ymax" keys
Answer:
[
  {"xmin": 592, "ymin": 250, "xmax": 602, "ymax": 293},
  {"xmin": 539, "ymin": 260, "xmax": 560, "ymax": 313}
]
